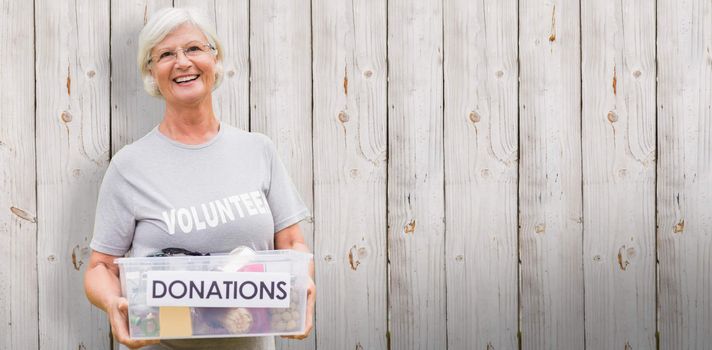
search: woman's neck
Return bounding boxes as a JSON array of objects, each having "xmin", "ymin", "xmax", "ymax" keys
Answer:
[{"xmin": 160, "ymin": 98, "xmax": 220, "ymax": 144}]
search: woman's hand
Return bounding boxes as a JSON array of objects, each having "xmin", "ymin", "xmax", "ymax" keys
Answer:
[
  {"xmin": 282, "ymin": 277, "xmax": 316, "ymax": 340},
  {"xmin": 85, "ymin": 251, "xmax": 159, "ymax": 349},
  {"xmin": 108, "ymin": 296, "xmax": 160, "ymax": 349},
  {"xmin": 274, "ymin": 223, "xmax": 316, "ymax": 340}
]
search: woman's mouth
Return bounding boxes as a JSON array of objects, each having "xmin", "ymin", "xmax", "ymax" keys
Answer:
[{"xmin": 173, "ymin": 74, "xmax": 200, "ymax": 84}]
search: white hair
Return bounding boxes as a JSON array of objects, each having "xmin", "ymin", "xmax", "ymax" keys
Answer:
[{"xmin": 137, "ymin": 7, "xmax": 224, "ymax": 97}]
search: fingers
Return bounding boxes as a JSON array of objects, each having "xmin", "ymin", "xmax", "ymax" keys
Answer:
[
  {"xmin": 122, "ymin": 339, "xmax": 161, "ymax": 349},
  {"xmin": 117, "ymin": 298, "xmax": 129, "ymax": 316},
  {"xmin": 302, "ymin": 285, "xmax": 315, "ymax": 336},
  {"xmin": 113, "ymin": 320, "xmax": 159, "ymax": 349},
  {"xmin": 109, "ymin": 298, "xmax": 130, "ymax": 341},
  {"xmin": 109, "ymin": 297, "xmax": 159, "ymax": 348},
  {"xmin": 282, "ymin": 279, "xmax": 316, "ymax": 340},
  {"xmin": 282, "ymin": 334, "xmax": 308, "ymax": 340},
  {"xmin": 305, "ymin": 279, "xmax": 315, "ymax": 327},
  {"xmin": 113, "ymin": 321, "xmax": 160, "ymax": 349},
  {"xmin": 281, "ymin": 332, "xmax": 309, "ymax": 340}
]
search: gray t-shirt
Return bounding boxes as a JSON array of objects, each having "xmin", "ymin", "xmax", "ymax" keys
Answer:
[{"xmin": 90, "ymin": 123, "xmax": 309, "ymax": 349}]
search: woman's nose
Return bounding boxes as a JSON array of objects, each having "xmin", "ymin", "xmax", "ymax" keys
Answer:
[{"xmin": 174, "ymin": 50, "xmax": 192, "ymax": 67}]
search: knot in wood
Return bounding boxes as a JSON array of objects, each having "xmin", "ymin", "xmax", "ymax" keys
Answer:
[
  {"xmin": 674, "ymin": 220, "xmax": 685, "ymax": 233},
  {"xmin": 338, "ymin": 111, "xmax": 349, "ymax": 123},
  {"xmin": 469, "ymin": 111, "xmax": 481, "ymax": 123},
  {"xmin": 61, "ymin": 111, "xmax": 73, "ymax": 123}
]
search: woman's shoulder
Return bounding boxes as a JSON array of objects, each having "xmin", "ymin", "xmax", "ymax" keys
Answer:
[
  {"xmin": 221, "ymin": 125, "xmax": 275, "ymax": 150},
  {"xmin": 106, "ymin": 128, "xmax": 160, "ymax": 170},
  {"xmin": 106, "ymin": 142, "xmax": 141, "ymax": 173}
]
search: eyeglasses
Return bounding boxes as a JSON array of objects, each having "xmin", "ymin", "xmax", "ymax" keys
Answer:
[{"xmin": 148, "ymin": 41, "xmax": 216, "ymax": 66}]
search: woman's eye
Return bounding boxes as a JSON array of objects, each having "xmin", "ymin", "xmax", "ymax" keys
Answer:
[
  {"xmin": 186, "ymin": 46, "xmax": 202, "ymax": 53},
  {"xmin": 159, "ymin": 51, "xmax": 174, "ymax": 59}
]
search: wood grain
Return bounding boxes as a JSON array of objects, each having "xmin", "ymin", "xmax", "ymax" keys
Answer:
[
  {"xmin": 35, "ymin": 0, "xmax": 111, "ymax": 348},
  {"xmin": 0, "ymin": 0, "xmax": 38, "ymax": 348},
  {"xmin": 313, "ymin": 0, "xmax": 388, "ymax": 348},
  {"xmin": 387, "ymin": 0, "xmax": 446, "ymax": 349},
  {"xmin": 657, "ymin": 0, "xmax": 712, "ymax": 348},
  {"xmin": 518, "ymin": 0, "xmax": 585, "ymax": 348},
  {"xmin": 443, "ymin": 0, "xmax": 519, "ymax": 348},
  {"xmin": 581, "ymin": 0, "xmax": 656, "ymax": 348}
]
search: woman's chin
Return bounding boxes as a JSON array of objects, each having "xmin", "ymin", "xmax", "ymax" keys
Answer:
[{"xmin": 167, "ymin": 87, "xmax": 211, "ymax": 105}]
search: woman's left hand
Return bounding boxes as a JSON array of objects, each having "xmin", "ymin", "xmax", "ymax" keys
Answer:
[
  {"xmin": 282, "ymin": 277, "xmax": 315, "ymax": 340},
  {"xmin": 275, "ymin": 223, "xmax": 315, "ymax": 340}
]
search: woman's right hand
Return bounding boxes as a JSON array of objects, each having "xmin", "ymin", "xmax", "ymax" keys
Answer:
[
  {"xmin": 108, "ymin": 297, "xmax": 160, "ymax": 349},
  {"xmin": 85, "ymin": 251, "xmax": 160, "ymax": 349}
]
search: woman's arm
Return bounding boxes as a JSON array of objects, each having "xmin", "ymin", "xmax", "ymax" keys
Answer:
[
  {"xmin": 274, "ymin": 223, "xmax": 315, "ymax": 340},
  {"xmin": 84, "ymin": 251, "xmax": 122, "ymax": 311},
  {"xmin": 274, "ymin": 223, "xmax": 314, "ymax": 278},
  {"xmin": 84, "ymin": 251, "xmax": 159, "ymax": 348}
]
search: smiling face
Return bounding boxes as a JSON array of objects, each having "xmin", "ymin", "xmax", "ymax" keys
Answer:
[{"xmin": 149, "ymin": 23, "xmax": 217, "ymax": 106}]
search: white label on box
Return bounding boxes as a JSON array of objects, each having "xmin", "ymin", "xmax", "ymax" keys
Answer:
[{"xmin": 146, "ymin": 271, "xmax": 291, "ymax": 308}]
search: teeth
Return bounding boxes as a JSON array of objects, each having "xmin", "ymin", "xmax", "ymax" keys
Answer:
[{"xmin": 174, "ymin": 75, "xmax": 198, "ymax": 83}]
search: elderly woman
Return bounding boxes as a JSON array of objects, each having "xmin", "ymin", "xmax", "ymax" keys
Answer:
[{"xmin": 84, "ymin": 7, "xmax": 315, "ymax": 350}]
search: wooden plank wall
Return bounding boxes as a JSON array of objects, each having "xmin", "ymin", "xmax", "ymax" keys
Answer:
[
  {"xmin": 443, "ymin": 0, "xmax": 518, "ymax": 349},
  {"xmin": 387, "ymin": 0, "xmax": 446, "ymax": 349},
  {"xmin": 581, "ymin": 0, "xmax": 656, "ymax": 349},
  {"xmin": 312, "ymin": 0, "xmax": 388, "ymax": 349},
  {"xmin": 1, "ymin": 0, "xmax": 711, "ymax": 349},
  {"xmin": 35, "ymin": 0, "xmax": 112, "ymax": 349},
  {"xmin": 519, "ymin": 0, "xmax": 585, "ymax": 348},
  {"xmin": 0, "ymin": 0, "xmax": 38, "ymax": 349},
  {"xmin": 657, "ymin": 0, "xmax": 712, "ymax": 348}
]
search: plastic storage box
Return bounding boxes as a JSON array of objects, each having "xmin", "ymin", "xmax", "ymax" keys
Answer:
[{"xmin": 115, "ymin": 249, "xmax": 311, "ymax": 340}]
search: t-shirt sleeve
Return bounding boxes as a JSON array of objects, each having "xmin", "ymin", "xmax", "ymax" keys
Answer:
[
  {"xmin": 89, "ymin": 161, "xmax": 135, "ymax": 256},
  {"xmin": 262, "ymin": 136, "xmax": 310, "ymax": 233}
]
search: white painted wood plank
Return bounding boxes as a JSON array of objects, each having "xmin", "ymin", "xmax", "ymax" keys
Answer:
[
  {"xmin": 443, "ymin": 0, "xmax": 519, "ymax": 348},
  {"xmin": 518, "ymin": 0, "xmax": 585, "ymax": 349},
  {"xmin": 173, "ymin": 0, "xmax": 250, "ymax": 130},
  {"xmin": 35, "ymin": 0, "xmax": 111, "ymax": 348},
  {"xmin": 581, "ymin": 0, "xmax": 657, "ymax": 348},
  {"xmin": 387, "ymin": 0, "xmax": 446, "ymax": 348},
  {"xmin": 657, "ymin": 0, "xmax": 712, "ymax": 348},
  {"xmin": 0, "ymin": 0, "xmax": 38, "ymax": 348},
  {"xmin": 111, "ymin": 0, "xmax": 171, "ymax": 152},
  {"xmin": 312, "ymin": 0, "xmax": 388, "ymax": 349},
  {"xmin": 249, "ymin": 1, "xmax": 315, "ymax": 349}
]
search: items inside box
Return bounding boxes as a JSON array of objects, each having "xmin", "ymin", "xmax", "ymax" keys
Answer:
[{"xmin": 128, "ymin": 290, "xmax": 304, "ymax": 338}]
